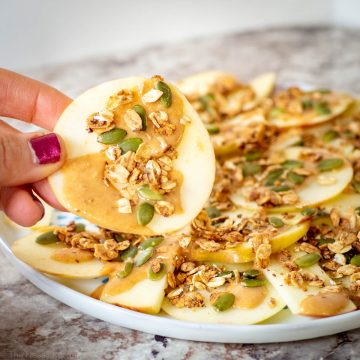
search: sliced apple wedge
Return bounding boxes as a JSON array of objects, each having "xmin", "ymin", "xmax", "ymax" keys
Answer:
[
  {"xmin": 268, "ymin": 90, "xmax": 353, "ymax": 128},
  {"xmin": 12, "ymin": 231, "xmax": 106, "ymax": 279},
  {"xmin": 264, "ymin": 247, "xmax": 356, "ymax": 316},
  {"xmin": 187, "ymin": 211, "xmax": 310, "ymax": 263},
  {"xmin": 322, "ymin": 191, "xmax": 360, "ymax": 217},
  {"xmin": 49, "ymin": 77, "xmax": 215, "ymax": 235},
  {"xmin": 161, "ymin": 280, "xmax": 285, "ymax": 325}
]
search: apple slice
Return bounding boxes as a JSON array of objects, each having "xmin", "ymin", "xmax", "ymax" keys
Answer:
[
  {"xmin": 12, "ymin": 230, "xmax": 106, "ymax": 279},
  {"xmin": 268, "ymin": 90, "xmax": 353, "ymax": 128},
  {"xmin": 231, "ymin": 147, "xmax": 353, "ymax": 212},
  {"xmin": 161, "ymin": 280, "xmax": 285, "ymax": 325},
  {"xmin": 264, "ymin": 247, "xmax": 356, "ymax": 316},
  {"xmin": 322, "ymin": 191, "xmax": 360, "ymax": 217},
  {"xmin": 49, "ymin": 77, "xmax": 215, "ymax": 235},
  {"xmin": 187, "ymin": 211, "xmax": 310, "ymax": 263}
]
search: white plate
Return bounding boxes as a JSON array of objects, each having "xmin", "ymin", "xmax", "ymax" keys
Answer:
[{"xmin": 1, "ymin": 210, "xmax": 360, "ymax": 343}]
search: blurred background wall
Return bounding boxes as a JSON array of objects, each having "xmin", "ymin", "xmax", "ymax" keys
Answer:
[{"xmin": 0, "ymin": 0, "xmax": 359, "ymax": 72}]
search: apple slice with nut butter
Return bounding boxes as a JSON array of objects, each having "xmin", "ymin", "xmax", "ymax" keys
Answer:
[{"xmin": 49, "ymin": 76, "xmax": 215, "ymax": 235}]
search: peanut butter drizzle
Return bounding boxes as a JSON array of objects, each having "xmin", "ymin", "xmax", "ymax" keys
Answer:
[
  {"xmin": 51, "ymin": 247, "xmax": 94, "ymax": 264},
  {"xmin": 61, "ymin": 79, "xmax": 186, "ymax": 233},
  {"xmin": 229, "ymin": 284, "xmax": 268, "ymax": 309},
  {"xmin": 300, "ymin": 291, "xmax": 349, "ymax": 317}
]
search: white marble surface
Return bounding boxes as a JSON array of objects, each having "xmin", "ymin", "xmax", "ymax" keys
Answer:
[{"xmin": 1, "ymin": 26, "xmax": 360, "ymax": 359}]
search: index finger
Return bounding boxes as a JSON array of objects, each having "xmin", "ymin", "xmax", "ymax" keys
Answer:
[{"xmin": 0, "ymin": 68, "xmax": 72, "ymax": 130}]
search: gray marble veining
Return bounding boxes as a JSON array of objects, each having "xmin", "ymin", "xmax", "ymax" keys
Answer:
[{"xmin": 1, "ymin": 26, "xmax": 360, "ymax": 360}]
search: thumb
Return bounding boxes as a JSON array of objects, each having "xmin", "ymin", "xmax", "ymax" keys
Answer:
[{"xmin": 0, "ymin": 132, "xmax": 66, "ymax": 187}]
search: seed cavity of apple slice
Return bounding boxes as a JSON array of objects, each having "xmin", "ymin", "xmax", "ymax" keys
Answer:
[
  {"xmin": 12, "ymin": 230, "xmax": 106, "ymax": 279},
  {"xmin": 161, "ymin": 279, "xmax": 285, "ymax": 325},
  {"xmin": 231, "ymin": 147, "xmax": 353, "ymax": 212},
  {"xmin": 49, "ymin": 77, "xmax": 215, "ymax": 235}
]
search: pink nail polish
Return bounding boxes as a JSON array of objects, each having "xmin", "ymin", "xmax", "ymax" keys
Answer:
[{"xmin": 29, "ymin": 133, "xmax": 61, "ymax": 165}]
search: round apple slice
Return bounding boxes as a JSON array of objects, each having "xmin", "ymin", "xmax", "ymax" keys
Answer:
[
  {"xmin": 231, "ymin": 147, "xmax": 353, "ymax": 212},
  {"xmin": 322, "ymin": 191, "xmax": 360, "ymax": 217},
  {"xmin": 12, "ymin": 230, "xmax": 106, "ymax": 278},
  {"xmin": 49, "ymin": 76, "xmax": 215, "ymax": 235},
  {"xmin": 161, "ymin": 280, "xmax": 285, "ymax": 325},
  {"xmin": 268, "ymin": 88, "xmax": 353, "ymax": 128}
]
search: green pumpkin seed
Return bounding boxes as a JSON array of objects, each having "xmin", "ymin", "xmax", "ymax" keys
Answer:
[
  {"xmin": 269, "ymin": 216, "xmax": 284, "ymax": 228},
  {"xmin": 317, "ymin": 237, "xmax": 335, "ymax": 246},
  {"xmin": 282, "ymin": 160, "xmax": 303, "ymax": 169},
  {"xmin": 242, "ymin": 278, "xmax": 266, "ymax": 287},
  {"xmin": 265, "ymin": 168, "xmax": 284, "ymax": 186},
  {"xmin": 317, "ymin": 158, "xmax": 344, "ymax": 172},
  {"xmin": 156, "ymin": 81, "xmax": 172, "ymax": 108},
  {"xmin": 136, "ymin": 202, "xmax": 155, "ymax": 226},
  {"xmin": 242, "ymin": 162, "xmax": 262, "ymax": 177},
  {"xmin": 271, "ymin": 185, "xmax": 291, "ymax": 192},
  {"xmin": 350, "ymin": 255, "xmax": 360, "ymax": 267},
  {"xmin": 137, "ymin": 185, "xmax": 163, "ymax": 201},
  {"xmin": 206, "ymin": 206, "xmax": 221, "ymax": 219},
  {"xmin": 133, "ymin": 104, "xmax": 147, "ymax": 130},
  {"xmin": 75, "ymin": 223, "xmax": 85, "ymax": 233},
  {"xmin": 116, "ymin": 261, "xmax": 134, "ymax": 278},
  {"xmin": 287, "ymin": 171, "xmax": 305, "ymax": 185},
  {"xmin": 314, "ymin": 101, "xmax": 331, "ymax": 115},
  {"xmin": 134, "ymin": 246, "xmax": 154, "ymax": 267},
  {"xmin": 120, "ymin": 246, "xmax": 138, "ymax": 261},
  {"xmin": 243, "ymin": 269, "xmax": 260, "ymax": 279},
  {"xmin": 206, "ymin": 124, "xmax": 220, "ymax": 135},
  {"xmin": 118, "ymin": 137, "xmax": 143, "ymax": 153},
  {"xmin": 301, "ymin": 208, "xmax": 316, "ymax": 216},
  {"xmin": 355, "ymin": 206, "xmax": 360, "ymax": 216},
  {"xmin": 245, "ymin": 151, "xmax": 262, "ymax": 161},
  {"xmin": 97, "ymin": 128, "xmax": 127, "ymax": 145},
  {"xmin": 213, "ymin": 292, "xmax": 235, "ymax": 312},
  {"xmin": 290, "ymin": 139, "xmax": 304, "ymax": 147},
  {"xmin": 114, "ymin": 233, "xmax": 124, "ymax": 243},
  {"xmin": 316, "ymin": 89, "xmax": 332, "ymax": 94},
  {"xmin": 353, "ymin": 181, "xmax": 360, "ymax": 193},
  {"xmin": 148, "ymin": 262, "xmax": 166, "ymax": 281},
  {"xmin": 35, "ymin": 231, "xmax": 59, "ymax": 245},
  {"xmin": 294, "ymin": 253, "xmax": 321, "ymax": 268},
  {"xmin": 344, "ymin": 130, "xmax": 356, "ymax": 139},
  {"xmin": 322, "ymin": 130, "xmax": 338, "ymax": 143},
  {"xmin": 199, "ymin": 93, "xmax": 215, "ymax": 111},
  {"xmin": 269, "ymin": 107, "xmax": 284, "ymax": 117},
  {"xmin": 217, "ymin": 270, "xmax": 233, "ymax": 278},
  {"xmin": 139, "ymin": 236, "xmax": 164, "ymax": 250},
  {"xmin": 302, "ymin": 99, "xmax": 313, "ymax": 110}
]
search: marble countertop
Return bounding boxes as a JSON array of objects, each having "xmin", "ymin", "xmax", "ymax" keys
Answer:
[{"xmin": 1, "ymin": 26, "xmax": 360, "ymax": 360}]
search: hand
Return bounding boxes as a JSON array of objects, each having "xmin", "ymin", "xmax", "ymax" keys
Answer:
[{"xmin": 0, "ymin": 68, "xmax": 71, "ymax": 226}]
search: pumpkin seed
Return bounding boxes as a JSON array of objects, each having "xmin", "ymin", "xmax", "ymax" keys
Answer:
[
  {"xmin": 271, "ymin": 185, "xmax": 291, "ymax": 192},
  {"xmin": 75, "ymin": 223, "xmax": 85, "ymax": 233},
  {"xmin": 282, "ymin": 160, "xmax": 303, "ymax": 169},
  {"xmin": 316, "ymin": 89, "xmax": 332, "ymax": 94},
  {"xmin": 294, "ymin": 253, "xmax": 321, "ymax": 268},
  {"xmin": 301, "ymin": 208, "xmax": 316, "ymax": 216},
  {"xmin": 199, "ymin": 93, "xmax": 215, "ymax": 111},
  {"xmin": 242, "ymin": 162, "xmax": 262, "ymax": 177},
  {"xmin": 35, "ymin": 231, "xmax": 59, "ymax": 245},
  {"xmin": 245, "ymin": 151, "xmax": 262, "ymax": 161},
  {"xmin": 269, "ymin": 107, "xmax": 284, "ymax": 117},
  {"xmin": 242, "ymin": 278, "xmax": 266, "ymax": 287},
  {"xmin": 350, "ymin": 255, "xmax": 360, "ymax": 266},
  {"xmin": 269, "ymin": 216, "xmax": 284, "ymax": 228},
  {"xmin": 265, "ymin": 168, "xmax": 284, "ymax": 186},
  {"xmin": 217, "ymin": 270, "xmax": 234, "ymax": 278},
  {"xmin": 322, "ymin": 130, "xmax": 338, "ymax": 143},
  {"xmin": 213, "ymin": 292, "xmax": 235, "ymax": 312},
  {"xmin": 317, "ymin": 158, "xmax": 344, "ymax": 172},
  {"xmin": 133, "ymin": 104, "xmax": 147, "ymax": 130},
  {"xmin": 317, "ymin": 237, "xmax": 335, "ymax": 246},
  {"xmin": 353, "ymin": 181, "xmax": 360, "ymax": 193},
  {"xmin": 97, "ymin": 128, "xmax": 127, "ymax": 145},
  {"xmin": 206, "ymin": 124, "xmax": 220, "ymax": 134},
  {"xmin": 355, "ymin": 206, "xmax": 360, "ymax": 216},
  {"xmin": 156, "ymin": 81, "xmax": 172, "ymax": 108},
  {"xmin": 139, "ymin": 236, "xmax": 164, "ymax": 250},
  {"xmin": 116, "ymin": 261, "xmax": 134, "ymax": 278},
  {"xmin": 287, "ymin": 171, "xmax": 305, "ymax": 185},
  {"xmin": 114, "ymin": 233, "xmax": 124, "ymax": 243},
  {"xmin": 290, "ymin": 139, "xmax": 304, "ymax": 147},
  {"xmin": 134, "ymin": 246, "xmax": 154, "ymax": 267},
  {"xmin": 148, "ymin": 262, "xmax": 166, "ymax": 281},
  {"xmin": 136, "ymin": 202, "xmax": 155, "ymax": 226},
  {"xmin": 243, "ymin": 269, "xmax": 260, "ymax": 279},
  {"xmin": 314, "ymin": 101, "xmax": 331, "ymax": 115},
  {"xmin": 118, "ymin": 137, "xmax": 143, "ymax": 153},
  {"xmin": 206, "ymin": 206, "xmax": 221, "ymax": 219},
  {"xmin": 120, "ymin": 246, "xmax": 138, "ymax": 261},
  {"xmin": 137, "ymin": 185, "xmax": 163, "ymax": 201},
  {"xmin": 302, "ymin": 99, "xmax": 313, "ymax": 110}
]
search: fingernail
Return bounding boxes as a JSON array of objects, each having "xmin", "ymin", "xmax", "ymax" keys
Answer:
[{"xmin": 29, "ymin": 133, "xmax": 61, "ymax": 165}]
